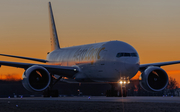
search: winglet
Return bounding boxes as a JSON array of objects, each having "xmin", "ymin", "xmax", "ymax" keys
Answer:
[{"xmin": 49, "ymin": 2, "xmax": 60, "ymax": 51}]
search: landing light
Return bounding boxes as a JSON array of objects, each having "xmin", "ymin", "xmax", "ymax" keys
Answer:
[{"xmin": 119, "ymin": 77, "xmax": 130, "ymax": 85}]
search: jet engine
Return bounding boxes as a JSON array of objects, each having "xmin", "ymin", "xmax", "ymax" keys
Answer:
[
  {"xmin": 22, "ymin": 65, "xmax": 51, "ymax": 92},
  {"xmin": 140, "ymin": 66, "xmax": 168, "ymax": 92}
]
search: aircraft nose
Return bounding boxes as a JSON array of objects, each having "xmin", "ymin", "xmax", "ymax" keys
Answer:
[
  {"xmin": 115, "ymin": 57, "xmax": 139, "ymax": 79},
  {"xmin": 123, "ymin": 58, "xmax": 139, "ymax": 78},
  {"xmin": 125, "ymin": 62, "xmax": 139, "ymax": 72}
]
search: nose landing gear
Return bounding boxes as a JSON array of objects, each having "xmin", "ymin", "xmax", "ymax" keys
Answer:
[{"xmin": 106, "ymin": 77, "xmax": 130, "ymax": 97}]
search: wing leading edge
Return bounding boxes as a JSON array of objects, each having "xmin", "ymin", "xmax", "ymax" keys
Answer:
[
  {"xmin": 0, "ymin": 61, "xmax": 78, "ymax": 78},
  {"xmin": 0, "ymin": 54, "xmax": 48, "ymax": 63},
  {"xmin": 139, "ymin": 60, "xmax": 180, "ymax": 71}
]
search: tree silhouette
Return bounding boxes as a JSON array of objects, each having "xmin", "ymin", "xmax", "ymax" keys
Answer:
[
  {"xmin": 166, "ymin": 77, "xmax": 179, "ymax": 96},
  {"xmin": 167, "ymin": 77, "xmax": 179, "ymax": 90}
]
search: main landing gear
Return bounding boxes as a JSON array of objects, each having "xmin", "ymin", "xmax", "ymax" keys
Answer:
[
  {"xmin": 106, "ymin": 77, "xmax": 130, "ymax": 97},
  {"xmin": 43, "ymin": 75, "xmax": 62, "ymax": 97}
]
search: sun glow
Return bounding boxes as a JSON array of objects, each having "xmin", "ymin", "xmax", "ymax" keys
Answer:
[{"xmin": 0, "ymin": 74, "xmax": 22, "ymax": 81}]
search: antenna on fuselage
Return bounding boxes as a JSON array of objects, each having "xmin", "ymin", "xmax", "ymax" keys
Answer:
[{"xmin": 49, "ymin": 2, "xmax": 60, "ymax": 51}]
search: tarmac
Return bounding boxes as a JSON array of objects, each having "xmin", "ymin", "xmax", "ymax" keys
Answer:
[
  {"xmin": 3, "ymin": 96, "xmax": 180, "ymax": 103},
  {"xmin": 1, "ymin": 96, "xmax": 180, "ymax": 112}
]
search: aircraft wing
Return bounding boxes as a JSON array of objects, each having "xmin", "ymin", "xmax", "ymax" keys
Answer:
[
  {"xmin": 0, "ymin": 61, "xmax": 78, "ymax": 78},
  {"xmin": 0, "ymin": 54, "xmax": 48, "ymax": 63},
  {"xmin": 139, "ymin": 60, "xmax": 180, "ymax": 71}
]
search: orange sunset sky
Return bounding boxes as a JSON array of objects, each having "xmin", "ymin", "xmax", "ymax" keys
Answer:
[{"xmin": 0, "ymin": 0, "xmax": 180, "ymax": 84}]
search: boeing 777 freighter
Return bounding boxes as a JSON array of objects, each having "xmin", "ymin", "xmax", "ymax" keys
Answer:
[{"xmin": 0, "ymin": 2, "xmax": 180, "ymax": 97}]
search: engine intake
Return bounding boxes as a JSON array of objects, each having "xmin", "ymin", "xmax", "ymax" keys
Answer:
[
  {"xmin": 140, "ymin": 66, "xmax": 168, "ymax": 92},
  {"xmin": 22, "ymin": 65, "xmax": 51, "ymax": 92}
]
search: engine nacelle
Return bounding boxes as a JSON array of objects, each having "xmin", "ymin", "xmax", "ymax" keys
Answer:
[
  {"xmin": 140, "ymin": 66, "xmax": 168, "ymax": 92},
  {"xmin": 22, "ymin": 65, "xmax": 51, "ymax": 92}
]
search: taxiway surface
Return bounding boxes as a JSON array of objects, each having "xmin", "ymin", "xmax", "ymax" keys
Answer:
[
  {"xmin": 3, "ymin": 96, "xmax": 180, "ymax": 103},
  {"xmin": 1, "ymin": 96, "xmax": 180, "ymax": 112}
]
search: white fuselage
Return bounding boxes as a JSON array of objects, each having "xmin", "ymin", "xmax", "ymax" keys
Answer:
[{"xmin": 47, "ymin": 41, "xmax": 140, "ymax": 82}]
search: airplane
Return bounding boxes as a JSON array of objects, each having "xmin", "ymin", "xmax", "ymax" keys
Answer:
[{"xmin": 0, "ymin": 2, "xmax": 180, "ymax": 97}]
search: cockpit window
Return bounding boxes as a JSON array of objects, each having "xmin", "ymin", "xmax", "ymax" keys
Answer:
[
  {"xmin": 124, "ymin": 53, "xmax": 130, "ymax": 56},
  {"xmin": 131, "ymin": 53, "xmax": 137, "ymax": 57},
  {"xmin": 116, "ymin": 53, "xmax": 123, "ymax": 57},
  {"xmin": 116, "ymin": 53, "xmax": 137, "ymax": 58}
]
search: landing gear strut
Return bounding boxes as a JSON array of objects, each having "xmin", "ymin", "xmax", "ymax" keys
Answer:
[
  {"xmin": 106, "ymin": 83, "xmax": 127, "ymax": 97},
  {"xmin": 43, "ymin": 75, "xmax": 62, "ymax": 97},
  {"xmin": 121, "ymin": 87, "xmax": 127, "ymax": 97},
  {"xmin": 106, "ymin": 84, "xmax": 120, "ymax": 97},
  {"xmin": 106, "ymin": 77, "xmax": 129, "ymax": 97}
]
